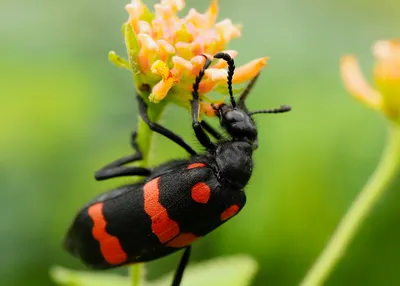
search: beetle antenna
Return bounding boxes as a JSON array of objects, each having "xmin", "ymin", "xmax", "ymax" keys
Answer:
[
  {"xmin": 192, "ymin": 55, "xmax": 212, "ymax": 98},
  {"xmin": 249, "ymin": 105, "xmax": 291, "ymax": 115},
  {"xmin": 214, "ymin": 52, "xmax": 236, "ymax": 108}
]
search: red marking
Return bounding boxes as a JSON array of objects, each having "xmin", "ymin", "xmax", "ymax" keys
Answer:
[
  {"xmin": 187, "ymin": 163, "xmax": 206, "ymax": 169},
  {"xmin": 144, "ymin": 177, "xmax": 180, "ymax": 243},
  {"xmin": 221, "ymin": 204, "xmax": 240, "ymax": 221},
  {"xmin": 88, "ymin": 203, "xmax": 127, "ymax": 265},
  {"xmin": 166, "ymin": 233, "xmax": 199, "ymax": 248},
  {"xmin": 191, "ymin": 182, "xmax": 211, "ymax": 204}
]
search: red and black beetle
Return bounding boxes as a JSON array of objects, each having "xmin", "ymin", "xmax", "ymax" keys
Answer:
[{"xmin": 64, "ymin": 53, "xmax": 291, "ymax": 286}]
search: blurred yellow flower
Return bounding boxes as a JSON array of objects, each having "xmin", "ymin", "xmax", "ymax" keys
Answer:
[
  {"xmin": 115, "ymin": 0, "xmax": 268, "ymax": 115},
  {"xmin": 341, "ymin": 39, "xmax": 400, "ymax": 123}
]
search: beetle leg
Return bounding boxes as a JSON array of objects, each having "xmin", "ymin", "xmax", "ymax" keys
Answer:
[
  {"xmin": 103, "ymin": 131, "xmax": 143, "ymax": 167},
  {"xmin": 238, "ymin": 73, "xmax": 260, "ymax": 111},
  {"xmin": 94, "ymin": 131, "xmax": 151, "ymax": 181},
  {"xmin": 200, "ymin": 120, "xmax": 223, "ymax": 140},
  {"xmin": 95, "ymin": 166, "xmax": 150, "ymax": 181},
  {"xmin": 190, "ymin": 57, "xmax": 215, "ymax": 150},
  {"xmin": 137, "ymin": 95, "xmax": 197, "ymax": 156},
  {"xmin": 172, "ymin": 246, "xmax": 191, "ymax": 286}
]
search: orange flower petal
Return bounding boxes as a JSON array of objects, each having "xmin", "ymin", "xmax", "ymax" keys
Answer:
[
  {"xmin": 204, "ymin": 68, "xmax": 227, "ymax": 82},
  {"xmin": 371, "ymin": 40, "xmax": 400, "ymax": 119},
  {"xmin": 138, "ymin": 33, "xmax": 159, "ymax": 50},
  {"xmin": 198, "ymin": 79, "xmax": 216, "ymax": 94},
  {"xmin": 150, "ymin": 60, "xmax": 179, "ymax": 103},
  {"xmin": 206, "ymin": 0, "xmax": 219, "ymax": 27},
  {"xmin": 191, "ymin": 31, "xmax": 221, "ymax": 55},
  {"xmin": 149, "ymin": 78, "xmax": 176, "ymax": 103},
  {"xmin": 150, "ymin": 18, "xmax": 164, "ymax": 40},
  {"xmin": 138, "ymin": 34, "xmax": 160, "ymax": 72},
  {"xmin": 154, "ymin": 4, "xmax": 174, "ymax": 20},
  {"xmin": 125, "ymin": 0, "xmax": 146, "ymax": 32},
  {"xmin": 215, "ymin": 19, "xmax": 241, "ymax": 42},
  {"xmin": 185, "ymin": 0, "xmax": 218, "ymax": 29},
  {"xmin": 200, "ymin": 102, "xmax": 217, "ymax": 116},
  {"xmin": 233, "ymin": 57, "xmax": 268, "ymax": 84},
  {"xmin": 190, "ymin": 55, "xmax": 207, "ymax": 75},
  {"xmin": 185, "ymin": 9, "xmax": 206, "ymax": 28},
  {"xmin": 373, "ymin": 40, "xmax": 400, "ymax": 81},
  {"xmin": 161, "ymin": 0, "xmax": 185, "ymax": 12},
  {"xmin": 138, "ymin": 20, "xmax": 152, "ymax": 35},
  {"xmin": 340, "ymin": 55, "xmax": 382, "ymax": 109},
  {"xmin": 157, "ymin": 39, "xmax": 175, "ymax": 61},
  {"xmin": 373, "ymin": 40, "xmax": 400, "ymax": 61},
  {"xmin": 171, "ymin": 56, "xmax": 193, "ymax": 78},
  {"xmin": 151, "ymin": 60, "xmax": 171, "ymax": 79}
]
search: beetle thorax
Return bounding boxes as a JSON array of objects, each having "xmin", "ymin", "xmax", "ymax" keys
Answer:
[{"xmin": 214, "ymin": 141, "xmax": 253, "ymax": 189}]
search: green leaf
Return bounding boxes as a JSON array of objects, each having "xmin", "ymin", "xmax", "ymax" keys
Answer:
[
  {"xmin": 123, "ymin": 23, "xmax": 141, "ymax": 75},
  {"xmin": 150, "ymin": 255, "xmax": 258, "ymax": 286},
  {"xmin": 50, "ymin": 266, "xmax": 130, "ymax": 286},
  {"xmin": 50, "ymin": 255, "xmax": 257, "ymax": 286},
  {"xmin": 109, "ymin": 51, "xmax": 130, "ymax": 70}
]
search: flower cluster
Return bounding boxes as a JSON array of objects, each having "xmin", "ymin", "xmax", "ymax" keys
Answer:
[
  {"xmin": 341, "ymin": 39, "xmax": 400, "ymax": 123},
  {"xmin": 113, "ymin": 0, "xmax": 268, "ymax": 116}
]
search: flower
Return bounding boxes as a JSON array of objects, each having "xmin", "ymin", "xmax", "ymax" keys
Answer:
[
  {"xmin": 111, "ymin": 0, "xmax": 268, "ymax": 116},
  {"xmin": 341, "ymin": 39, "xmax": 400, "ymax": 123}
]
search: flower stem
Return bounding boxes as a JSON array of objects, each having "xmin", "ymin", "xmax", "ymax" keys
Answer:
[
  {"xmin": 131, "ymin": 264, "xmax": 141, "ymax": 286},
  {"xmin": 301, "ymin": 123, "xmax": 400, "ymax": 286},
  {"xmin": 129, "ymin": 98, "xmax": 166, "ymax": 286}
]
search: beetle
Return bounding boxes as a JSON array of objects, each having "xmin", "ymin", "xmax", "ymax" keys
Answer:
[{"xmin": 64, "ymin": 52, "xmax": 291, "ymax": 286}]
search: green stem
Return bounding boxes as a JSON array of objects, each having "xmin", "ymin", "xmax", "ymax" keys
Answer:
[
  {"xmin": 301, "ymin": 123, "xmax": 400, "ymax": 286},
  {"xmin": 130, "ymin": 99, "xmax": 166, "ymax": 286},
  {"xmin": 131, "ymin": 264, "xmax": 141, "ymax": 286}
]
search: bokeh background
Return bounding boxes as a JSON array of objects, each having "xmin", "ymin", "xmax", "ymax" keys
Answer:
[{"xmin": 2, "ymin": 0, "xmax": 400, "ymax": 285}]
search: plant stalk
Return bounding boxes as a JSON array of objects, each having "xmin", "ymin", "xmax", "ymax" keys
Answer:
[
  {"xmin": 301, "ymin": 123, "xmax": 400, "ymax": 286},
  {"xmin": 130, "ymin": 99, "xmax": 166, "ymax": 286}
]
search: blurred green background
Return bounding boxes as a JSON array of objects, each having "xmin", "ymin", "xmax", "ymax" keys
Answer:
[{"xmin": 2, "ymin": 0, "xmax": 400, "ymax": 285}]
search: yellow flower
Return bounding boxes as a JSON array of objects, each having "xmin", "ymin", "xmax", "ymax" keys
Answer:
[
  {"xmin": 341, "ymin": 39, "xmax": 400, "ymax": 123},
  {"xmin": 112, "ymin": 0, "xmax": 268, "ymax": 115}
]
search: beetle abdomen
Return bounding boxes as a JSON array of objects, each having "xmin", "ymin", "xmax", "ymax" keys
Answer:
[{"xmin": 64, "ymin": 162, "xmax": 246, "ymax": 269}]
